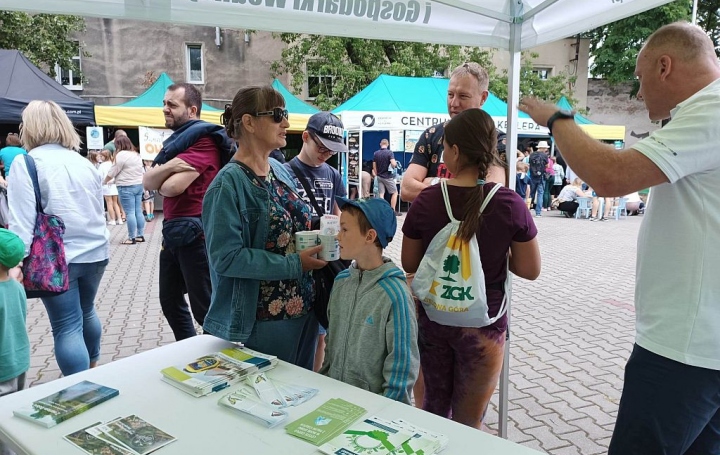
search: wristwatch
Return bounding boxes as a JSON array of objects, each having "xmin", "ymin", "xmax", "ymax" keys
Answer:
[{"xmin": 546, "ymin": 109, "xmax": 574, "ymax": 135}]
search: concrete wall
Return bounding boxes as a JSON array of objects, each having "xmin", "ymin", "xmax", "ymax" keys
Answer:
[
  {"xmin": 491, "ymin": 37, "xmax": 590, "ymax": 108},
  {"xmin": 585, "ymin": 79, "xmax": 660, "ymax": 147},
  {"xmin": 76, "ymin": 18, "xmax": 287, "ymax": 109}
]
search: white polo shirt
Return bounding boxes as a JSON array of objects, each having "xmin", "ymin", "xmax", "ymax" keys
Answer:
[{"xmin": 632, "ymin": 78, "xmax": 720, "ymax": 370}]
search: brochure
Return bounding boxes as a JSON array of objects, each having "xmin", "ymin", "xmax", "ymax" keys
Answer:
[
  {"xmin": 218, "ymin": 387, "xmax": 289, "ymax": 428},
  {"xmin": 13, "ymin": 381, "xmax": 119, "ymax": 428},
  {"xmin": 285, "ymin": 398, "xmax": 367, "ymax": 446},
  {"xmin": 319, "ymin": 416, "xmax": 414, "ymax": 455}
]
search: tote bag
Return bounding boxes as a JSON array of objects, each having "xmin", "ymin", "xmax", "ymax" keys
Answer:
[
  {"xmin": 411, "ymin": 180, "xmax": 508, "ymax": 327},
  {"xmin": 21, "ymin": 154, "xmax": 69, "ymax": 298}
]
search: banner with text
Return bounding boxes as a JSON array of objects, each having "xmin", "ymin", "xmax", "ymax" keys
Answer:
[{"xmin": 139, "ymin": 127, "xmax": 173, "ymax": 161}]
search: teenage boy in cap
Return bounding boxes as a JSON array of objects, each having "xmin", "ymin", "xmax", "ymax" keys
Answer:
[
  {"xmin": 0, "ymin": 228, "xmax": 30, "ymax": 398},
  {"xmin": 285, "ymin": 112, "xmax": 347, "ymax": 217},
  {"xmin": 319, "ymin": 197, "xmax": 419, "ymax": 405},
  {"xmin": 285, "ymin": 112, "xmax": 348, "ymax": 372}
]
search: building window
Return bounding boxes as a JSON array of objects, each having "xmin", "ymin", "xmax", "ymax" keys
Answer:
[
  {"xmin": 186, "ymin": 44, "xmax": 204, "ymax": 84},
  {"xmin": 55, "ymin": 42, "xmax": 82, "ymax": 90},
  {"xmin": 532, "ymin": 67, "xmax": 552, "ymax": 80},
  {"xmin": 306, "ymin": 61, "xmax": 333, "ymax": 100}
]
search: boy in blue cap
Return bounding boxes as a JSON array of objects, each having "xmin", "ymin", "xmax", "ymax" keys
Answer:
[
  {"xmin": 0, "ymin": 228, "xmax": 30, "ymax": 397},
  {"xmin": 319, "ymin": 197, "xmax": 419, "ymax": 404}
]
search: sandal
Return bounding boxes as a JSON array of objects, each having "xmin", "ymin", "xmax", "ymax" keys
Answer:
[
  {"xmin": 135, "ymin": 236, "xmax": 146, "ymax": 243},
  {"xmin": 121, "ymin": 238, "xmax": 136, "ymax": 245}
]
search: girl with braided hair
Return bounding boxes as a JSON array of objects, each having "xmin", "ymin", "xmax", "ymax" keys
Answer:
[{"xmin": 401, "ymin": 108, "xmax": 540, "ymax": 428}]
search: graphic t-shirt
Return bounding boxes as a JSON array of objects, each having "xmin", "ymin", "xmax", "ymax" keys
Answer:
[
  {"xmin": 163, "ymin": 137, "xmax": 221, "ymax": 219},
  {"xmin": 408, "ymin": 122, "xmax": 453, "ymax": 179},
  {"xmin": 373, "ymin": 148, "xmax": 394, "ymax": 179},
  {"xmin": 285, "ymin": 157, "xmax": 346, "ymax": 216}
]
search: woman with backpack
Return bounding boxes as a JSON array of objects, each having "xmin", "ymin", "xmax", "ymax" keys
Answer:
[{"xmin": 401, "ymin": 108, "xmax": 541, "ymax": 428}]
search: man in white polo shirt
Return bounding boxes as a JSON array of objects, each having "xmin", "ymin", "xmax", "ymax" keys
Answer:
[{"xmin": 521, "ymin": 22, "xmax": 720, "ymax": 454}]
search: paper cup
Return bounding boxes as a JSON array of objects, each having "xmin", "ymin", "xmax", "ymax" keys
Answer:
[
  {"xmin": 318, "ymin": 234, "xmax": 340, "ymax": 261},
  {"xmin": 294, "ymin": 231, "xmax": 319, "ymax": 252},
  {"xmin": 320, "ymin": 215, "xmax": 340, "ymax": 236}
]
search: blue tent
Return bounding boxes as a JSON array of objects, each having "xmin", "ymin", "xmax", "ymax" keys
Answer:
[
  {"xmin": 271, "ymin": 79, "xmax": 319, "ymax": 115},
  {"xmin": 556, "ymin": 96, "xmax": 593, "ymax": 125}
]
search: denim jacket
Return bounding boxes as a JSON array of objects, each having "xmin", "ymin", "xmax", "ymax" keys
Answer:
[{"xmin": 202, "ymin": 159, "xmax": 306, "ymax": 342}]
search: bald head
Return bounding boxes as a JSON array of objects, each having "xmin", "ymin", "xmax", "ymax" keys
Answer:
[{"xmin": 643, "ymin": 22, "xmax": 718, "ymax": 65}]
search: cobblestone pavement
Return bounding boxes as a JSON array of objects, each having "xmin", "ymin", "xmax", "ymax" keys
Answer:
[{"xmin": 25, "ymin": 208, "xmax": 641, "ymax": 454}]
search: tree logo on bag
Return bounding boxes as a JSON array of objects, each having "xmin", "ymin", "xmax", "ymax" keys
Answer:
[
  {"xmin": 428, "ymin": 235, "xmax": 474, "ymax": 303},
  {"xmin": 442, "ymin": 255, "xmax": 459, "ymax": 281}
]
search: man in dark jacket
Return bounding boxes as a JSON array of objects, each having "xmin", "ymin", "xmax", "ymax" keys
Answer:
[{"xmin": 143, "ymin": 83, "xmax": 234, "ymax": 341}]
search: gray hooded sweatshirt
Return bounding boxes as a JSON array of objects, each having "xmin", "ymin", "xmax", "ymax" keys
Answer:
[{"xmin": 319, "ymin": 258, "xmax": 419, "ymax": 405}]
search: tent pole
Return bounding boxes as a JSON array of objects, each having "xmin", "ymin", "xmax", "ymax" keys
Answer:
[{"xmin": 498, "ymin": 14, "xmax": 522, "ymax": 441}]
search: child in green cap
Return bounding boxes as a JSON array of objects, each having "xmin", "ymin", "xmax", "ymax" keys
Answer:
[{"xmin": 0, "ymin": 228, "xmax": 30, "ymax": 397}]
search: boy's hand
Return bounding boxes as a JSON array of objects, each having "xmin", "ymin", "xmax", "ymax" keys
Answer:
[{"xmin": 300, "ymin": 246, "xmax": 327, "ymax": 271}]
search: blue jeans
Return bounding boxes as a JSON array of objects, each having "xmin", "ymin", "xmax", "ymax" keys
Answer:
[
  {"xmin": 609, "ymin": 344, "xmax": 720, "ymax": 455},
  {"xmin": 40, "ymin": 259, "xmax": 109, "ymax": 376},
  {"xmin": 529, "ymin": 178, "xmax": 545, "ymax": 215},
  {"xmin": 118, "ymin": 184, "xmax": 145, "ymax": 240}
]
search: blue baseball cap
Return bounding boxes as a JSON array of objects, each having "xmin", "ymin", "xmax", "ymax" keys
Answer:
[
  {"xmin": 335, "ymin": 197, "xmax": 397, "ymax": 248},
  {"xmin": 306, "ymin": 112, "xmax": 348, "ymax": 153}
]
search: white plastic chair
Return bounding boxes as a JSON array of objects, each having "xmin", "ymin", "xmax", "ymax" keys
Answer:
[
  {"xmin": 575, "ymin": 197, "xmax": 592, "ymax": 219},
  {"xmin": 612, "ymin": 197, "xmax": 628, "ymax": 220}
]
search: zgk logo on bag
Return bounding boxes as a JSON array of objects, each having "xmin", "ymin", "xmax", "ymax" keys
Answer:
[{"xmin": 425, "ymin": 235, "xmax": 473, "ymax": 309}]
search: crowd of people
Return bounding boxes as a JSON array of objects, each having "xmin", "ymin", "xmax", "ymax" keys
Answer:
[{"xmin": 0, "ymin": 20, "xmax": 718, "ymax": 455}]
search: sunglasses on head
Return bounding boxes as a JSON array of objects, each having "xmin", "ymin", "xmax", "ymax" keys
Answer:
[
  {"xmin": 310, "ymin": 133, "xmax": 337, "ymax": 156},
  {"xmin": 255, "ymin": 107, "xmax": 289, "ymax": 123}
]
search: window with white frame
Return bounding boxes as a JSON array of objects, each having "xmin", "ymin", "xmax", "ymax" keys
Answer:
[
  {"xmin": 186, "ymin": 44, "xmax": 204, "ymax": 84},
  {"xmin": 531, "ymin": 67, "xmax": 552, "ymax": 80},
  {"xmin": 55, "ymin": 42, "xmax": 82, "ymax": 90},
  {"xmin": 306, "ymin": 61, "xmax": 334, "ymax": 100}
]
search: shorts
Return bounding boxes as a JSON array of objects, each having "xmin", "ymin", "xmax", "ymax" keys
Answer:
[{"xmin": 377, "ymin": 176, "xmax": 397, "ymax": 196}]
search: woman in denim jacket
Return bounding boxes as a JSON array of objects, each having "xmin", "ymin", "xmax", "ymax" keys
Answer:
[{"xmin": 202, "ymin": 86, "xmax": 326, "ymax": 370}]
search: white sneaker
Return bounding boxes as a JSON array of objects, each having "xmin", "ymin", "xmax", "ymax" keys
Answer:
[
  {"xmin": 117, "ymin": 220, "xmax": 124, "ymax": 225},
  {"xmin": 108, "ymin": 220, "xmax": 117, "ymax": 226}
]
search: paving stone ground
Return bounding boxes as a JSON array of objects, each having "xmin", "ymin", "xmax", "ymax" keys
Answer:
[{"xmin": 25, "ymin": 208, "xmax": 641, "ymax": 454}]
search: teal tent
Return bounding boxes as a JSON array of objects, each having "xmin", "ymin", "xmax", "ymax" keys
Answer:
[
  {"xmin": 95, "ymin": 72, "xmax": 222, "ymax": 126},
  {"xmin": 271, "ymin": 79, "xmax": 319, "ymax": 115},
  {"xmin": 332, "ymin": 74, "xmax": 544, "ymax": 135},
  {"xmin": 555, "ymin": 96, "xmax": 625, "ymax": 141}
]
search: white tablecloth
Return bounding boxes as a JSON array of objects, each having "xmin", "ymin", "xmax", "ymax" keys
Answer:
[{"xmin": 0, "ymin": 335, "xmax": 543, "ymax": 454}]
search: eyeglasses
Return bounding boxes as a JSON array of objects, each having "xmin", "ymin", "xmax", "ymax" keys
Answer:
[
  {"xmin": 255, "ymin": 107, "xmax": 289, "ymax": 123},
  {"xmin": 310, "ymin": 133, "xmax": 337, "ymax": 156}
]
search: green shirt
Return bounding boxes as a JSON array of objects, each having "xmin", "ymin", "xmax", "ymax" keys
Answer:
[{"xmin": 0, "ymin": 279, "xmax": 30, "ymax": 382}]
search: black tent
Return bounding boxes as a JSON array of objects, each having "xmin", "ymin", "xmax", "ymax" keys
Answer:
[{"xmin": 0, "ymin": 50, "xmax": 95, "ymax": 124}]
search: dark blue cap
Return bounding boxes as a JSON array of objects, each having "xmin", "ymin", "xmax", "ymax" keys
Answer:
[
  {"xmin": 335, "ymin": 197, "xmax": 397, "ymax": 248},
  {"xmin": 307, "ymin": 112, "xmax": 348, "ymax": 153}
]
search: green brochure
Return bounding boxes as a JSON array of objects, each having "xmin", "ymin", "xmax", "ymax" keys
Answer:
[{"xmin": 285, "ymin": 398, "xmax": 366, "ymax": 446}]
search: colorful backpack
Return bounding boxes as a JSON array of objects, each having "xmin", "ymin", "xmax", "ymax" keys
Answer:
[{"xmin": 21, "ymin": 154, "xmax": 69, "ymax": 298}]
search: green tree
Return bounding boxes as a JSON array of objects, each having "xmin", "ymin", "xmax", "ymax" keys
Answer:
[
  {"xmin": 271, "ymin": 35, "xmax": 579, "ymax": 109},
  {"xmin": 0, "ymin": 12, "xmax": 86, "ymax": 78},
  {"xmin": 586, "ymin": 0, "xmax": 720, "ymax": 86},
  {"xmin": 442, "ymin": 255, "xmax": 460, "ymax": 282}
]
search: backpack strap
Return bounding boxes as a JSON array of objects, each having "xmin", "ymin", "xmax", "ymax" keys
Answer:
[
  {"xmin": 289, "ymin": 159, "xmax": 325, "ymax": 216},
  {"xmin": 440, "ymin": 181, "xmax": 503, "ymax": 221}
]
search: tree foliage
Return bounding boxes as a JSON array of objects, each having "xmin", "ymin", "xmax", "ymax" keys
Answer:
[
  {"xmin": 587, "ymin": 0, "xmax": 720, "ymax": 85},
  {"xmin": 0, "ymin": 12, "xmax": 86, "ymax": 77},
  {"xmin": 271, "ymin": 35, "xmax": 578, "ymax": 110}
]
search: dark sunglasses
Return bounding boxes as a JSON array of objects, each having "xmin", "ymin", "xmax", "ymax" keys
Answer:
[
  {"xmin": 255, "ymin": 107, "xmax": 289, "ymax": 123},
  {"xmin": 310, "ymin": 133, "xmax": 337, "ymax": 156}
]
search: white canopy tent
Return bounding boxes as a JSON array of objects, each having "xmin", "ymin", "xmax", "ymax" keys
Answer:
[{"xmin": 5, "ymin": 0, "xmax": 673, "ymax": 438}]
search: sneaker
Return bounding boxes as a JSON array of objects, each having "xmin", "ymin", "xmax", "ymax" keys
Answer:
[
  {"xmin": 107, "ymin": 220, "xmax": 116, "ymax": 226},
  {"xmin": 117, "ymin": 220, "xmax": 124, "ymax": 225},
  {"xmin": 589, "ymin": 217, "xmax": 598, "ymax": 221},
  {"xmin": 395, "ymin": 211, "xmax": 402, "ymax": 217},
  {"xmin": 534, "ymin": 213, "xmax": 542, "ymax": 217}
]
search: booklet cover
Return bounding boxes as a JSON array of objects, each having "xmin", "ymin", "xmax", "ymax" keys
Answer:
[
  {"xmin": 97, "ymin": 415, "xmax": 176, "ymax": 455},
  {"xmin": 161, "ymin": 353, "xmax": 258, "ymax": 397},
  {"xmin": 286, "ymin": 398, "xmax": 367, "ymax": 446},
  {"xmin": 64, "ymin": 422, "xmax": 134, "ymax": 455},
  {"xmin": 319, "ymin": 416, "xmax": 414, "ymax": 455},
  {"xmin": 13, "ymin": 381, "xmax": 119, "ymax": 428}
]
